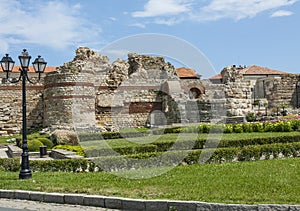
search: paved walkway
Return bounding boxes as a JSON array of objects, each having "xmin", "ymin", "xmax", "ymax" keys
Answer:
[
  {"xmin": 0, "ymin": 198, "xmax": 119, "ymax": 211},
  {"xmin": 0, "ymin": 148, "xmax": 8, "ymax": 158}
]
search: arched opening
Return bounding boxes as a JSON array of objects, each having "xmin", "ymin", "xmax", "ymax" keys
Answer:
[{"xmin": 189, "ymin": 87, "xmax": 201, "ymax": 99}]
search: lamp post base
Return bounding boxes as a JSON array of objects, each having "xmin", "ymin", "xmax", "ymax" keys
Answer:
[{"xmin": 19, "ymin": 169, "xmax": 32, "ymax": 180}]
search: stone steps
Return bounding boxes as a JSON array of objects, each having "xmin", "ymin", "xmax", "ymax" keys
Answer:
[{"xmin": 0, "ymin": 147, "xmax": 9, "ymax": 158}]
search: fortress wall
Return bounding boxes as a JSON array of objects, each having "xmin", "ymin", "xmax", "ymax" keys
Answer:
[
  {"xmin": 265, "ymin": 74, "xmax": 300, "ymax": 109},
  {"xmin": 0, "ymin": 82, "xmax": 43, "ymax": 136},
  {"xmin": 43, "ymin": 72, "xmax": 96, "ymax": 131}
]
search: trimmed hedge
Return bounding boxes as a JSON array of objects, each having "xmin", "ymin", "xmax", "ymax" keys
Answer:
[
  {"xmin": 0, "ymin": 158, "xmax": 20, "ymax": 172},
  {"xmin": 0, "ymin": 158, "xmax": 88, "ymax": 172},
  {"xmin": 1, "ymin": 143, "xmax": 299, "ymax": 172},
  {"xmin": 78, "ymin": 120, "xmax": 300, "ymax": 143},
  {"xmin": 89, "ymin": 142, "xmax": 300, "ymax": 172},
  {"xmin": 82, "ymin": 133, "xmax": 300, "ymax": 157},
  {"xmin": 30, "ymin": 159, "xmax": 88, "ymax": 172},
  {"xmin": 28, "ymin": 139, "xmax": 44, "ymax": 152}
]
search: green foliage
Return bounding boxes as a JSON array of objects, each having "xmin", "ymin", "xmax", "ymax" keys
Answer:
[
  {"xmin": 224, "ymin": 124, "xmax": 233, "ymax": 133},
  {"xmin": 246, "ymin": 112, "xmax": 257, "ymax": 122},
  {"xmin": 252, "ymin": 122, "xmax": 264, "ymax": 132},
  {"xmin": 79, "ymin": 120, "xmax": 300, "ymax": 143},
  {"xmin": 30, "ymin": 159, "xmax": 88, "ymax": 172},
  {"xmin": 88, "ymin": 142, "xmax": 300, "ymax": 171},
  {"xmin": 198, "ymin": 124, "xmax": 211, "ymax": 133},
  {"xmin": 0, "ymin": 158, "xmax": 20, "ymax": 171},
  {"xmin": 242, "ymin": 123, "xmax": 253, "ymax": 133},
  {"xmin": 53, "ymin": 145, "xmax": 86, "ymax": 157},
  {"xmin": 28, "ymin": 139, "xmax": 44, "ymax": 152},
  {"xmin": 233, "ymin": 124, "xmax": 243, "ymax": 133},
  {"xmin": 37, "ymin": 137, "xmax": 54, "ymax": 149}
]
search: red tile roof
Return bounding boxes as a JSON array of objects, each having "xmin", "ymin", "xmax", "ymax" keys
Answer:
[
  {"xmin": 176, "ymin": 67, "xmax": 200, "ymax": 79},
  {"xmin": 209, "ymin": 65, "xmax": 289, "ymax": 80},
  {"xmin": 11, "ymin": 66, "xmax": 57, "ymax": 73},
  {"xmin": 238, "ymin": 65, "xmax": 288, "ymax": 75},
  {"xmin": 209, "ymin": 73, "xmax": 222, "ymax": 80}
]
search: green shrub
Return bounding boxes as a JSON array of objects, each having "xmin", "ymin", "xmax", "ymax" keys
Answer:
[
  {"xmin": 28, "ymin": 139, "xmax": 44, "ymax": 152},
  {"xmin": 53, "ymin": 145, "xmax": 86, "ymax": 157},
  {"xmin": 30, "ymin": 159, "xmax": 88, "ymax": 172},
  {"xmin": 198, "ymin": 124, "xmax": 210, "ymax": 133},
  {"xmin": 88, "ymin": 142, "xmax": 300, "ymax": 171},
  {"xmin": 246, "ymin": 112, "xmax": 257, "ymax": 122},
  {"xmin": 224, "ymin": 124, "xmax": 233, "ymax": 133},
  {"xmin": 0, "ymin": 158, "xmax": 20, "ymax": 171},
  {"xmin": 252, "ymin": 123, "xmax": 264, "ymax": 132},
  {"xmin": 242, "ymin": 123, "xmax": 253, "ymax": 133},
  {"xmin": 290, "ymin": 120, "xmax": 300, "ymax": 131},
  {"xmin": 37, "ymin": 137, "xmax": 54, "ymax": 149},
  {"xmin": 233, "ymin": 124, "xmax": 243, "ymax": 133},
  {"xmin": 210, "ymin": 124, "xmax": 225, "ymax": 133}
]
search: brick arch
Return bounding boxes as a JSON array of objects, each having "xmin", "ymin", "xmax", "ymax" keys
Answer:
[{"xmin": 187, "ymin": 84, "xmax": 205, "ymax": 99}]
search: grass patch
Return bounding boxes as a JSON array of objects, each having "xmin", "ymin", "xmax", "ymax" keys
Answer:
[{"xmin": 0, "ymin": 158, "xmax": 299, "ymax": 204}]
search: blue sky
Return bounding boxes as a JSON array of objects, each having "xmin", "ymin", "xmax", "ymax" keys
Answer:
[{"xmin": 0, "ymin": 0, "xmax": 299, "ymax": 78}]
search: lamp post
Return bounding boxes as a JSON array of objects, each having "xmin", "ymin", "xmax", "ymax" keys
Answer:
[
  {"xmin": 296, "ymin": 82, "xmax": 300, "ymax": 109},
  {"xmin": 0, "ymin": 49, "xmax": 46, "ymax": 179}
]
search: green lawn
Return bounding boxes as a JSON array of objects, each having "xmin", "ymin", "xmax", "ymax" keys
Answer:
[{"xmin": 0, "ymin": 158, "xmax": 299, "ymax": 205}]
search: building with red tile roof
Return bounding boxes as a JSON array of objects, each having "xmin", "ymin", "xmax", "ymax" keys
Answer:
[
  {"xmin": 10, "ymin": 66, "xmax": 57, "ymax": 73},
  {"xmin": 176, "ymin": 67, "xmax": 200, "ymax": 79},
  {"xmin": 209, "ymin": 65, "xmax": 289, "ymax": 84}
]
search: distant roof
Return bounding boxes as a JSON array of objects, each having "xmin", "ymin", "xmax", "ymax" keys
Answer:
[
  {"xmin": 10, "ymin": 66, "xmax": 57, "ymax": 73},
  {"xmin": 176, "ymin": 67, "xmax": 200, "ymax": 79},
  {"xmin": 239, "ymin": 65, "xmax": 289, "ymax": 75},
  {"xmin": 209, "ymin": 65, "xmax": 289, "ymax": 80},
  {"xmin": 209, "ymin": 73, "xmax": 222, "ymax": 80}
]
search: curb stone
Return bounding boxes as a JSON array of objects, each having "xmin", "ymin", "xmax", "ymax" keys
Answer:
[{"xmin": 0, "ymin": 189, "xmax": 299, "ymax": 211}]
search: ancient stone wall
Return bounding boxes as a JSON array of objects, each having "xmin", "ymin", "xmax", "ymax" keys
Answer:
[
  {"xmin": 265, "ymin": 74, "xmax": 300, "ymax": 109},
  {"xmin": 0, "ymin": 82, "xmax": 43, "ymax": 136},
  {"xmin": 43, "ymin": 72, "xmax": 96, "ymax": 131},
  {"xmin": 221, "ymin": 66, "xmax": 252, "ymax": 116},
  {"xmin": 6, "ymin": 47, "xmax": 300, "ymax": 135},
  {"xmin": 95, "ymin": 53, "xmax": 178, "ymax": 129}
]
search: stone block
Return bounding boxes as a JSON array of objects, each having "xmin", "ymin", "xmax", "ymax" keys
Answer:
[
  {"xmin": 0, "ymin": 190, "xmax": 14, "ymax": 199},
  {"xmin": 211, "ymin": 203, "xmax": 258, "ymax": 211},
  {"xmin": 83, "ymin": 195, "xmax": 105, "ymax": 207},
  {"xmin": 258, "ymin": 204, "xmax": 290, "ymax": 211},
  {"xmin": 145, "ymin": 200, "xmax": 168, "ymax": 211},
  {"xmin": 289, "ymin": 205, "xmax": 300, "ymax": 211},
  {"xmin": 168, "ymin": 200, "xmax": 197, "ymax": 211},
  {"xmin": 43, "ymin": 192, "xmax": 64, "ymax": 204},
  {"xmin": 14, "ymin": 190, "xmax": 30, "ymax": 200},
  {"xmin": 122, "ymin": 198, "xmax": 145, "ymax": 211},
  {"xmin": 29, "ymin": 191, "xmax": 44, "ymax": 201},
  {"xmin": 64, "ymin": 193, "xmax": 84, "ymax": 205},
  {"xmin": 104, "ymin": 197, "xmax": 122, "ymax": 209}
]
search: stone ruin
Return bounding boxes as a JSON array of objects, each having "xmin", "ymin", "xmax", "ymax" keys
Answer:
[{"xmin": 0, "ymin": 47, "xmax": 299, "ymax": 135}]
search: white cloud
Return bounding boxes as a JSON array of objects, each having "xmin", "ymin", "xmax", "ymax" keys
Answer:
[
  {"xmin": 271, "ymin": 10, "xmax": 294, "ymax": 17},
  {"xmin": 154, "ymin": 18, "xmax": 184, "ymax": 26},
  {"xmin": 132, "ymin": 0, "xmax": 298, "ymax": 24},
  {"xmin": 130, "ymin": 23, "xmax": 147, "ymax": 28},
  {"xmin": 0, "ymin": 0, "xmax": 101, "ymax": 53},
  {"xmin": 132, "ymin": 0, "xmax": 191, "ymax": 17},
  {"xmin": 193, "ymin": 0, "xmax": 298, "ymax": 21}
]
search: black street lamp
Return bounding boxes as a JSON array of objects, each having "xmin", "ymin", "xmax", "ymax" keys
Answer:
[
  {"xmin": 296, "ymin": 81, "xmax": 300, "ymax": 109},
  {"xmin": 0, "ymin": 49, "xmax": 46, "ymax": 179}
]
